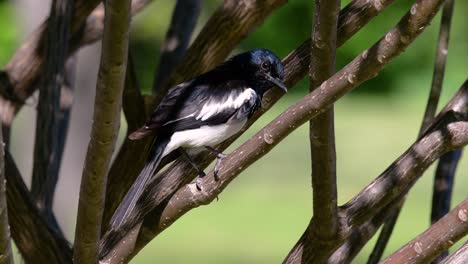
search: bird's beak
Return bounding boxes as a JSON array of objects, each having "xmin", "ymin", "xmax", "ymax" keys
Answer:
[{"xmin": 265, "ymin": 73, "xmax": 288, "ymax": 92}]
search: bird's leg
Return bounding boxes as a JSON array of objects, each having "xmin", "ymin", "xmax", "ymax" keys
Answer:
[
  {"xmin": 178, "ymin": 148, "xmax": 206, "ymax": 190},
  {"xmin": 204, "ymin": 146, "xmax": 227, "ymax": 181}
]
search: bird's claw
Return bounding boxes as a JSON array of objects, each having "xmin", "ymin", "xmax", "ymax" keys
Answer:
[
  {"xmin": 195, "ymin": 171, "xmax": 206, "ymax": 191},
  {"xmin": 213, "ymin": 153, "xmax": 227, "ymax": 181}
]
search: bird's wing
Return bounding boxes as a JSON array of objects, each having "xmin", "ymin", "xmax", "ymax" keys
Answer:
[
  {"xmin": 128, "ymin": 81, "xmax": 193, "ymax": 140},
  {"xmin": 163, "ymin": 80, "xmax": 261, "ymax": 132}
]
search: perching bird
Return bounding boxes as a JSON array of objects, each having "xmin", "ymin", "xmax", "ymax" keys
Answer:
[{"xmin": 99, "ymin": 48, "xmax": 286, "ymax": 259}]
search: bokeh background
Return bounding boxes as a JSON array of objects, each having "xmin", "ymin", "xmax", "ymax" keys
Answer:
[{"xmin": 1, "ymin": 0, "xmax": 467, "ymax": 263}]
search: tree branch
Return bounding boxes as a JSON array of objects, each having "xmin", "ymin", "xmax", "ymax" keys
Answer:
[
  {"xmin": 304, "ymin": 0, "xmax": 340, "ymax": 261},
  {"xmin": 329, "ymin": 198, "xmax": 405, "ymax": 263},
  {"xmin": 31, "ymin": 0, "xmax": 74, "ymax": 235},
  {"xmin": 381, "ymin": 199, "xmax": 468, "ymax": 264},
  {"xmin": 5, "ymin": 152, "xmax": 72, "ymax": 263},
  {"xmin": 101, "ymin": 0, "xmax": 399, "ymax": 242},
  {"xmin": 369, "ymin": 1, "xmax": 457, "ymax": 261},
  {"xmin": 440, "ymin": 241, "xmax": 468, "ymax": 264},
  {"xmin": 0, "ymin": 125, "xmax": 13, "ymax": 264},
  {"xmin": 73, "ymin": 0, "xmax": 131, "ymax": 262},
  {"xmin": 0, "ymin": 0, "xmax": 153, "ymax": 127},
  {"xmin": 152, "ymin": 0, "xmax": 202, "ymax": 93}
]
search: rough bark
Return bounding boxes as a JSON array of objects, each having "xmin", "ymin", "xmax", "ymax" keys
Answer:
[
  {"xmin": 305, "ymin": 0, "xmax": 340, "ymax": 262},
  {"xmin": 152, "ymin": 0, "xmax": 202, "ymax": 93},
  {"xmin": 73, "ymin": 0, "xmax": 131, "ymax": 262},
  {"xmin": 381, "ymin": 199, "xmax": 468, "ymax": 264}
]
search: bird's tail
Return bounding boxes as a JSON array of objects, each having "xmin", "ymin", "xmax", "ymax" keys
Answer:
[{"xmin": 99, "ymin": 138, "xmax": 169, "ymax": 259}]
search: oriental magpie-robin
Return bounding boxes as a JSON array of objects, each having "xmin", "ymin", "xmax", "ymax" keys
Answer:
[{"xmin": 99, "ymin": 49, "xmax": 286, "ymax": 258}]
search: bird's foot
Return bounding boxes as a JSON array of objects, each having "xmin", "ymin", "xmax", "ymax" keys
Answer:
[
  {"xmin": 213, "ymin": 153, "xmax": 227, "ymax": 181},
  {"xmin": 195, "ymin": 171, "xmax": 207, "ymax": 191},
  {"xmin": 204, "ymin": 146, "xmax": 227, "ymax": 181}
]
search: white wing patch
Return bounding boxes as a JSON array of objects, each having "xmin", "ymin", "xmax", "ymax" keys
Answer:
[
  {"xmin": 196, "ymin": 88, "xmax": 256, "ymax": 121},
  {"xmin": 162, "ymin": 113, "xmax": 196, "ymax": 126}
]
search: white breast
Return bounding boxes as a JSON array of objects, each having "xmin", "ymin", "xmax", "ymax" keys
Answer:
[{"xmin": 162, "ymin": 119, "xmax": 247, "ymax": 157}]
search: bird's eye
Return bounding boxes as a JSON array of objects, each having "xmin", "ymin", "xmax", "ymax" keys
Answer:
[{"xmin": 261, "ymin": 61, "xmax": 271, "ymax": 70}]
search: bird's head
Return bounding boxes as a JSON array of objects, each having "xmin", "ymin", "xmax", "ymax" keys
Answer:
[{"xmin": 229, "ymin": 49, "xmax": 287, "ymax": 94}]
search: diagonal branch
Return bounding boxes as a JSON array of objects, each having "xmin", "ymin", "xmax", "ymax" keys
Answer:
[
  {"xmin": 31, "ymin": 0, "xmax": 74, "ymax": 234},
  {"xmin": 0, "ymin": 125, "xmax": 13, "ymax": 264},
  {"xmin": 0, "ymin": 0, "xmax": 153, "ymax": 127},
  {"xmin": 369, "ymin": 1, "xmax": 457, "ymax": 261},
  {"xmin": 440, "ymin": 241, "xmax": 468, "ymax": 264},
  {"xmin": 304, "ymin": 0, "xmax": 340, "ymax": 262},
  {"xmin": 5, "ymin": 152, "xmax": 72, "ymax": 263},
  {"xmin": 102, "ymin": 0, "xmax": 399, "ymax": 240},
  {"xmin": 152, "ymin": 0, "xmax": 202, "ymax": 93},
  {"xmin": 381, "ymin": 199, "xmax": 468, "ymax": 264},
  {"xmin": 72, "ymin": 0, "xmax": 132, "ymax": 262}
]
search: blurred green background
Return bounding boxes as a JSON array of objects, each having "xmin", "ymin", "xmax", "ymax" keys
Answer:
[{"xmin": 1, "ymin": 0, "xmax": 467, "ymax": 263}]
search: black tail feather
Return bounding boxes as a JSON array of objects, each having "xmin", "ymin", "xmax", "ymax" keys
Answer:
[
  {"xmin": 109, "ymin": 138, "xmax": 169, "ymax": 229},
  {"xmin": 99, "ymin": 138, "xmax": 169, "ymax": 259}
]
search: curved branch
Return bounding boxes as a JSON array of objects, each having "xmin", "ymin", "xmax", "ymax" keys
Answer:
[
  {"xmin": 381, "ymin": 199, "xmax": 468, "ymax": 264},
  {"xmin": 73, "ymin": 0, "xmax": 131, "ymax": 262}
]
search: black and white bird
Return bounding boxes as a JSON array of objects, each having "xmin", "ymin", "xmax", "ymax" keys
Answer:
[{"xmin": 99, "ymin": 48, "xmax": 286, "ymax": 258}]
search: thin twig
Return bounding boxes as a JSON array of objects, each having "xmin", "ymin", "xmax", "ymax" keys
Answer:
[
  {"xmin": 0, "ymin": 125, "xmax": 13, "ymax": 264},
  {"xmin": 369, "ymin": 1, "xmax": 457, "ymax": 262},
  {"xmin": 31, "ymin": 0, "xmax": 74, "ymax": 234},
  {"xmin": 381, "ymin": 199, "xmax": 468, "ymax": 264},
  {"xmin": 305, "ymin": 0, "xmax": 340, "ymax": 261},
  {"xmin": 152, "ymin": 0, "xmax": 202, "ymax": 93},
  {"xmin": 73, "ymin": 0, "xmax": 131, "ymax": 262},
  {"xmin": 6, "ymin": 152, "xmax": 72, "ymax": 263},
  {"xmin": 101, "ymin": 0, "xmax": 399, "ymax": 243},
  {"xmin": 440, "ymin": 241, "xmax": 468, "ymax": 264}
]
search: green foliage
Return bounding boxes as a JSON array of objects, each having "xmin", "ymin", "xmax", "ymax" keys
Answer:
[{"xmin": 0, "ymin": 2, "xmax": 18, "ymax": 66}]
